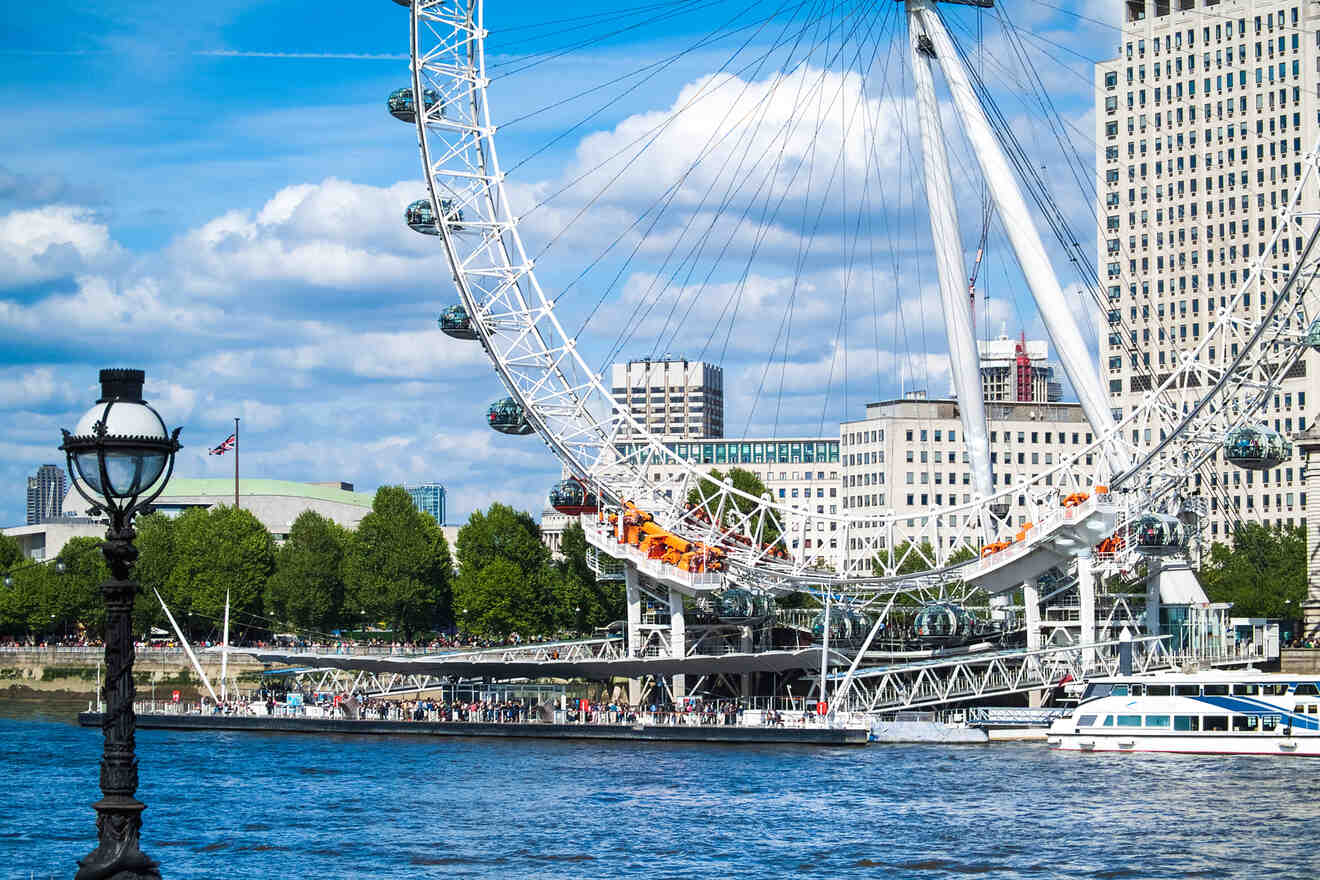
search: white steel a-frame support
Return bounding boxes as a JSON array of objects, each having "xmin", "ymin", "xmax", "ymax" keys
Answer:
[
  {"xmin": 911, "ymin": 0, "xmax": 1117, "ymax": 443},
  {"xmin": 907, "ymin": 5, "xmax": 993, "ymax": 501}
]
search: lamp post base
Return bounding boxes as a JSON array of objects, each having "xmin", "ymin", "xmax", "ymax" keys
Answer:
[{"xmin": 74, "ymin": 796, "xmax": 161, "ymax": 880}]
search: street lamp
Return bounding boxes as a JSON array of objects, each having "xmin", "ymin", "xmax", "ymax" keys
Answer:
[{"xmin": 62, "ymin": 369, "xmax": 181, "ymax": 880}]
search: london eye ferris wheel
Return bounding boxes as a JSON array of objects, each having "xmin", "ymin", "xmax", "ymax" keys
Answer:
[{"xmin": 384, "ymin": 0, "xmax": 1320, "ymax": 602}]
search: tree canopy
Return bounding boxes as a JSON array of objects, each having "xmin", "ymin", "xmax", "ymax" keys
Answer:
[{"xmin": 1201, "ymin": 523, "xmax": 1306, "ymax": 619}]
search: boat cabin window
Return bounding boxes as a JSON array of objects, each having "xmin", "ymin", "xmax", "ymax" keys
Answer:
[
  {"xmin": 1203, "ymin": 716, "xmax": 1229, "ymax": 731},
  {"xmin": 1116, "ymin": 714, "xmax": 1142, "ymax": 727},
  {"xmin": 1231, "ymin": 715, "xmax": 1259, "ymax": 732},
  {"xmin": 1083, "ymin": 684, "xmax": 1112, "ymax": 700},
  {"xmin": 1294, "ymin": 683, "xmax": 1320, "ymax": 696},
  {"xmin": 1262, "ymin": 684, "xmax": 1289, "ymax": 695},
  {"xmin": 1173, "ymin": 715, "xmax": 1200, "ymax": 731},
  {"xmin": 1174, "ymin": 684, "xmax": 1201, "ymax": 696},
  {"xmin": 1078, "ymin": 714, "xmax": 1098, "ymax": 727},
  {"xmin": 1146, "ymin": 685, "xmax": 1172, "ymax": 696},
  {"xmin": 1102, "ymin": 715, "xmax": 1114, "ymax": 726},
  {"xmin": 1110, "ymin": 685, "xmax": 1129, "ymax": 696},
  {"xmin": 1128, "ymin": 684, "xmax": 1145, "ymax": 696},
  {"xmin": 1145, "ymin": 715, "xmax": 1171, "ymax": 728},
  {"xmin": 1262, "ymin": 716, "xmax": 1279, "ymax": 732},
  {"xmin": 1203, "ymin": 684, "xmax": 1230, "ymax": 696},
  {"xmin": 1232, "ymin": 683, "xmax": 1259, "ymax": 696}
]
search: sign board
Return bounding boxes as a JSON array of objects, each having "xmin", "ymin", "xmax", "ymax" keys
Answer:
[{"xmin": 171, "ymin": 690, "xmax": 180, "ymax": 703}]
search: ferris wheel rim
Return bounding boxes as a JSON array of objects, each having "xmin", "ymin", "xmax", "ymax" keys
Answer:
[{"xmin": 406, "ymin": 0, "xmax": 1320, "ymax": 587}]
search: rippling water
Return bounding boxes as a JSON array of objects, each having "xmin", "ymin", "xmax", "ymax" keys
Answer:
[{"xmin": 1, "ymin": 698, "xmax": 1316, "ymax": 879}]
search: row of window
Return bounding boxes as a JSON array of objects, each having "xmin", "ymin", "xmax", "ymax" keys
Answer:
[
  {"xmin": 1110, "ymin": 34, "xmax": 1306, "ymax": 92},
  {"xmin": 1077, "ymin": 713, "xmax": 1302, "ymax": 732},
  {"xmin": 1108, "ymin": 106, "xmax": 1307, "ymax": 140},
  {"xmin": 1121, "ymin": 10, "xmax": 1306, "ymax": 55}
]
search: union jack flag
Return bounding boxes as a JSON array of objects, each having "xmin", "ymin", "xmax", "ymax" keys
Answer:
[{"xmin": 209, "ymin": 433, "xmax": 236, "ymax": 456}]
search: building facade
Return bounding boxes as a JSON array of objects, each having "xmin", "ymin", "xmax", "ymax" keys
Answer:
[
  {"xmin": 1097, "ymin": 0, "xmax": 1319, "ymax": 541},
  {"xmin": 405, "ymin": 482, "xmax": 446, "ymax": 524},
  {"xmin": 977, "ymin": 334, "xmax": 1063, "ymax": 403},
  {"xmin": 610, "ymin": 358, "xmax": 724, "ymax": 440},
  {"xmin": 26, "ymin": 464, "xmax": 65, "ymax": 524},
  {"xmin": 840, "ymin": 394, "xmax": 1096, "ymax": 571}
]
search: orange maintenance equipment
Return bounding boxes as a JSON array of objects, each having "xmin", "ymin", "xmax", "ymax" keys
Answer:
[
  {"xmin": 1062, "ymin": 492, "xmax": 1090, "ymax": 508},
  {"xmin": 980, "ymin": 539, "xmax": 1013, "ymax": 558}
]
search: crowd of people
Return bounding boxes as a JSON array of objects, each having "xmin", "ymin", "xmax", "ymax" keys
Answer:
[{"xmin": 181, "ymin": 690, "xmax": 814, "ymax": 729}]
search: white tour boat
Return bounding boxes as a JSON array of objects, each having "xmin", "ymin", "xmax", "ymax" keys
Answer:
[{"xmin": 1048, "ymin": 671, "xmax": 1320, "ymax": 756}]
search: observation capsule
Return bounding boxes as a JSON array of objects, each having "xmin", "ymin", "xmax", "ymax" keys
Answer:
[
  {"xmin": 406, "ymin": 198, "xmax": 463, "ymax": 235},
  {"xmin": 549, "ymin": 478, "xmax": 598, "ymax": 516},
  {"xmin": 1223, "ymin": 424, "xmax": 1292, "ymax": 470},
  {"xmin": 439, "ymin": 303, "xmax": 477, "ymax": 340},
  {"xmin": 387, "ymin": 86, "xmax": 442, "ymax": 123},
  {"xmin": 486, "ymin": 397, "xmax": 534, "ymax": 435},
  {"xmin": 714, "ymin": 587, "xmax": 756, "ymax": 620},
  {"xmin": 1132, "ymin": 513, "xmax": 1186, "ymax": 557},
  {"xmin": 913, "ymin": 602, "xmax": 971, "ymax": 640}
]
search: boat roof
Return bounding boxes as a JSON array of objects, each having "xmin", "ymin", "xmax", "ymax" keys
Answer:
[{"xmin": 1094, "ymin": 671, "xmax": 1316, "ymax": 683}]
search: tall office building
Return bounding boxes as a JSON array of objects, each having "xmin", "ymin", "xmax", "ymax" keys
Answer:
[
  {"xmin": 25, "ymin": 464, "xmax": 65, "ymax": 524},
  {"xmin": 405, "ymin": 483, "xmax": 446, "ymax": 524},
  {"xmin": 977, "ymin": 333, "xmax": 1064, "ymax": 403},
  {"xmin": 1096, "ymin": 0, "xmax": 1319, "ymax": 542},
  {"xmin": 610, "ymin": 358, "xmax": 724, "ymax": 440}
]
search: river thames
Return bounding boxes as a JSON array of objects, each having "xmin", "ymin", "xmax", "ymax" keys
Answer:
[{"xmin": 2, "ymin": 699, "xmax": 1316, "ymax": 879}]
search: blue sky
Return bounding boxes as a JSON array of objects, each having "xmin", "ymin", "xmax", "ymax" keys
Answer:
[{"xmin": 0, "ymin": 0, "xmax": 1121, "ymax": 527}]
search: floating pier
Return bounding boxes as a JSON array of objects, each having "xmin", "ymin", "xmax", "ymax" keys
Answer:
[{"xmin": 77, "ymin": 712, "xmax": 868, "ymax": 746}]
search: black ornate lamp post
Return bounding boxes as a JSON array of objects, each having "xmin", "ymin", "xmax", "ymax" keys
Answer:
[{"xmin": 62, "ymin": 369, "xmax": 181, "ymax": 880}]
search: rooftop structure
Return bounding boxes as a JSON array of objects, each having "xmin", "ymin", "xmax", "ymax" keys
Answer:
[{"xmin": 977, "ymin": 333, "xmax": 1063, "ymax": 403}]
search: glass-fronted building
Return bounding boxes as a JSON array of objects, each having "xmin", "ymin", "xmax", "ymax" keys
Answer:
[{"xmin": 406, "ymin": 483, "xmax": 446, "ymax": 524}]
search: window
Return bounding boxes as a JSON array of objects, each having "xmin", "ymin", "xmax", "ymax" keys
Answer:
[
  {"xmin": 1078, "ymin": 714, "xmax": 1098, "ymax": 727},
  {"xmin": 1173, "ymin": 684, "xmax": 1201, "ymax": 696},
  {"xmin": 1294, "ymin": 683, "xmax": 1320, "ymax": 696},
  {"xmin": 1203, "ymin": 716, "xmax": 1229, "ymax": 732},
  {"xmin": 1173, "ymin": 716, "xmax": 1200, "ymax": 731},
  {"xmin": 1116, "ymin": 715, "xmax": 1143, "ymax": 727},
  {"xmin": 1231, "ymin": 715, "xmax": 1259, "ymax": 732},
  {"xmin": 1145, "ymin": 715, "xmax": 1171, "ymax": 728},
  {"xmin": 1202, "ymin": 684, "xmax": 1230, "ymax": 696}
]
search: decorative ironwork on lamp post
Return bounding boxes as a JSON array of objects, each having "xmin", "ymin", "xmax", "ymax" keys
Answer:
[{"xmin": 62, "ymin": 369, "xmax": 181, "ymax": 880}]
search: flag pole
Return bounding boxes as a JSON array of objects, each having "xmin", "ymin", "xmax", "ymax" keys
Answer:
[{"xmin": 234, "ymin": 417, "xmax": 240, "ymax": 510}]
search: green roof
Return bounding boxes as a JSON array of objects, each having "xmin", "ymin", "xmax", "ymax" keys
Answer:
[{"xmin": 158, "ymin": 478, "xmax": 375, "ymax": 508}]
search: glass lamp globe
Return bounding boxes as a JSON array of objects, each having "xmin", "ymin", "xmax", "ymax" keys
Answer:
[{"xmin": 60, "ymin": 369, "xmax": 181, "ymax": 516}]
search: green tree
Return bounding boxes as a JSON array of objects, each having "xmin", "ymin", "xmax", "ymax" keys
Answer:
[
  {"xmin": 342, "ymin": 487, "xmax": 452, "ymax": 639},
  {"xmin": 549, "ymin": 520, "xmax": 624, "ymax": 633},
  {"xmin": 46, "ymin": 537, "xmax": 110, "ymax": 638},
  {"xmin": 0, "ymin": 533, "xmax": 21, "ymax": 571},
  {"xmin": 453, "ymin": 503, "xmax": 552, "ymax": 636},
  {"xmin": 132, "ymin": 512, "xmax": 175, "ymax": 637},
  {"xmin": 457, "ymin": 557, "xmax": 547, "ymax": 637},
  {"xmin": 167, "ymin": 505, "xmax": 275, "ymax": 640},
  {"xmin": 267, "ymin": 511, "xmax": 350, "ymax": 633},
  {"xmin": 873, "ymin": 540, "xmax": 939, "ymax": 577},
  {"xmin": 1201, "ymin": 523, "xmax": 1306, "ymax": 619}
]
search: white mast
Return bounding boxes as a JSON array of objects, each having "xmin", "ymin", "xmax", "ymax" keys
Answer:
[
  {"xmin": 220, "ymin": 588, "xmax": 230, "ymax": 703},
  {"xmin": 907, "ymin": 4, "xmax": 993, "ymax": 500},
  {"xmin": 912, "ymin": 0, "xmax": 1119, "ymax": 445},
  {"xmin": 154, "ymin": 588, "xmax": 219, "ymax": 704}
]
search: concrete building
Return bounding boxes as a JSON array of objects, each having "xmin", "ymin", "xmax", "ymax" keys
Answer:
[
  {"xmin": 405, "ymin": 482, "xmax": 446, "ymax": 524},
  {"xmin": 613, "ymin": 436, "xmax": 843, "ymax": 570},
  {"xmin": 1096, "ymin": 0, "xmax": 1318, "ymax": 542},
  {"xmin": 4, "ymin": 518, "xmax": 106, "ymax": 561},
  {"xmin": 610, "ymin": 358, "xmax": 724, "ymax": 440},
  {"xmin": 840, "ymin": 393, "xmax": 1095, "ymax": 573},
  {"xmin": 977, "ymin": 333, "xmax": 1063, "ymax": 403},
  {"xmin": 25, "ymin": 464, "xmax": 65, "ymax": 524},
  {"xmin": 59, "ymin": 478, "xmax": 376, "ymax": 542}
]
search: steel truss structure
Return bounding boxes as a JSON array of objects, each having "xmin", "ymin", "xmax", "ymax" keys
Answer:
[
  {"xmin": 406, "ymin": 0, "xmax": 1320, "ymax": 593},
  {"xmin": 833, "ymin": 635, "xmax": 1173, "ymax": 714}
]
